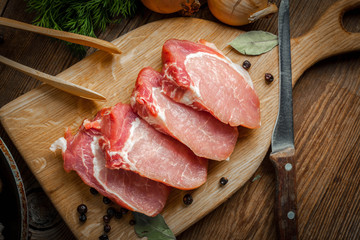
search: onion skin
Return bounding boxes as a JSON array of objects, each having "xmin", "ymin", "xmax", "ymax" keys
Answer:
[
  {"xmin": 141, "ymin": 0, "xmax": 201, "ymax": 15},
  {"xmin": 208, "ymin": 0, "xmax": 278, "ymax": 26}
]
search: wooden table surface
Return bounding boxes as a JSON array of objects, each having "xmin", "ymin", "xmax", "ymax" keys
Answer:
[{"xmin": 1, "ymin": 0, "xmax": 359, "ymax": 239}]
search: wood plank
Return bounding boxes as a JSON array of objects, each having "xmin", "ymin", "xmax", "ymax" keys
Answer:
[{"xmin": 0, "ymin": 0, "xmax": 359, "ymax": 239}]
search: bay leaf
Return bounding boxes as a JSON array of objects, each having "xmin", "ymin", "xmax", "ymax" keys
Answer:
[
  {"xmin": 133, "ymin": 212, "xmax": 176, "ymax": 240},
  {"xmin": 230, "ymin": 31, "xmax": 278, "ymax": 55}
]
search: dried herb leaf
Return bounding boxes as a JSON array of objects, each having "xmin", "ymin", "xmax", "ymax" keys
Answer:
[
  {"xmin": 133, "ymin": 212, "xmax": 176, "ymax": 240},
  {"xmin": 230, "ymin": 31, "xmax": 278, "ymax": 55}
]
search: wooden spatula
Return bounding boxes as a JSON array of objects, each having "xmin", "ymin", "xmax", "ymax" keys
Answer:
[
  {"xmin": 0, "ymin": 55, "xmax": 106, "ymax": 101},
  {"xmin": 0, "ymin": 17, "xmax": 122, "ymax": 54}
]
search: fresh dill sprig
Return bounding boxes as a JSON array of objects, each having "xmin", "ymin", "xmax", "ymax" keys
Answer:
[{"xmin": 27, "ymin": 0, "xmax": 138, "ymax": 58}]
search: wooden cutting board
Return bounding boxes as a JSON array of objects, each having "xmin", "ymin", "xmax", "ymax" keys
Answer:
[{"xmin": 0, "ymin": 0, "xmax": 359, "ymax": 239}]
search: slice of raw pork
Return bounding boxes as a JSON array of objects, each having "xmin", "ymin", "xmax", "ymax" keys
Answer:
[
  {"xmin": 51, "ymin": 124, "xmax": 171, "ymax": 217},
  {"xmin": 131, "ymin": 67, "xmax": 239, "ymax": 161},
  {"xmin": 161, "ymin": 39, "xmax": 261, "ymax": 128},
  {"xmin": 86, "ymin": 103, "xmax": 208, "ymax": 190}
]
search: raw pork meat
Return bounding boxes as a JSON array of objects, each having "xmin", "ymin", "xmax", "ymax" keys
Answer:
[
  {"xmin": 51, "ymin": 124, "xmax": 171, "ymax": 217},
  {"xmin": 161, "ymin": 39, "xmax": 261, "ymax": 128},
  {"xmin": 86, "ymin": 103, "xmax": 208, "ymax": 190},
  {"xmin": 131, "ymin": 67, "xmax": 239, "ymax": 161}
]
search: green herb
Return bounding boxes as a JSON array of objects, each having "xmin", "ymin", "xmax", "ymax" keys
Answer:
[
  {"xmin": 230, "ymin": 31, "xmax": 278, "ymax": 56},
  {"xmin": 26, "ymin": 0, "xmax": 138, "ymax": 57},
  {"xmin": 133, "ymin": 212, "xmax": 176, "ymax": 240}
]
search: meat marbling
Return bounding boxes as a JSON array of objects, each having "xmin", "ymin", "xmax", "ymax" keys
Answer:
[
  {"xmin": 131, "ymin": 67, "xmax": 239, "ymax": 161},
  {"xmin": 51, "ymin": 122, "xmax": 171, "ymax": 217},
  {"xmin": 161, "ymin": 39, "xmax": 261, "ymax": 128}
]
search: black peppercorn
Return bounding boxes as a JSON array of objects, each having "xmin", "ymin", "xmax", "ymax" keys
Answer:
[
  {"xmin": 265, "ymin": 73, "xmax": 274, "ymax": 83},
  {"xmin": 120, "ymin": 207, "xmax": 129, "ymax": 215},
  {"xmin": 90, "ymin": 187, "xmax": 98, "ymax": 195},
  {"xmin": 242, "ymin": 60, "xmax": 251, "ymax": 70},
  {"xmin": 219, "ymin": 177, "xmax": 228, "ymax": 186},
  {"xmin": 107, "ymin": 207, "xmax": 116, "ymax": 218},
  {"xmin": 79, "ymin": 214, "xmax": 87, "ymax": 222},
  {"xmin": 129, "ymin": 219, "xmax": 136, "ymax": 225},
  {"xmin": 99, "ymin": 234, "xmax": 109, "ymax": 240},
  {"xmin": 103, "ymin": 196, "xmax": 111, "ymax": 204},
  {"xmin": 114, "ymin": 211, "xmax": 123, "ymax": 219},
  {"xmin": 183, "ymin": 194, "xmax": 193, "ymax": 205},
  {"xmin": 103, "ymin": 215, "xmax": 111, "ymax": 223},
  {"xmin": 77, "ymin": 204, "xmax": 87, "ymax": 214},
  {"xmin": 104, "ymin": 224, "xmax": 111, "ymax": 233}
]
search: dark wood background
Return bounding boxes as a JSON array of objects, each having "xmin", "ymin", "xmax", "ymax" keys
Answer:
[{"xmin": 1, "ymin": 0, "xmax": 359, "ymax": 239}]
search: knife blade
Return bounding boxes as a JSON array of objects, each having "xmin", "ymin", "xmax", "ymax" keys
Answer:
[
  {"xmin": 272, "ymin": 0, "xmax": 294, "ymax": 154},
  {"xmin": 269, "ymin": 0, "xmax": 298, "ymax": 239}
]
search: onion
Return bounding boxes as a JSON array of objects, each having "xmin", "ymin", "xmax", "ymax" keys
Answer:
[
  {"xmin": 208, "ymin": 0, "xmax": 278, "ymax": 26},
  {"xmin": 141, "ymin": 0, "xmax": 201, "ymax": 15}
]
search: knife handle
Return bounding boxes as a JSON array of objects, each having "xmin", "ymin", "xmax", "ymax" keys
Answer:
[{"xmin": 270, "ymin": 148, "xmax": 298, "ymax": 240}]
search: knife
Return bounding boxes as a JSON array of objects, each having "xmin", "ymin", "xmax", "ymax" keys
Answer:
[{"xmin": 269, "ymin": 0, "xmax": 298, "ymax": 239}]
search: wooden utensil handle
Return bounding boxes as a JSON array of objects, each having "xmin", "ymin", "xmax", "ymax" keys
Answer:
[
  {"xmin": 0, "ymin": 17, "xmax": 121, "ymax": 54},
  {"xmin": 0, "ymin": 55, "xmax": 106, "ymax": 101},
  {"xmin": 292, "ymin": 0, "xmax": 360, "ymax": 85},
  {"xmin": 270, "ymin": 148, "xmax": 297, "ymax": 240}
]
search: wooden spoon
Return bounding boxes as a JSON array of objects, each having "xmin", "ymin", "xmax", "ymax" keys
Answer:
[
  {"xmin": 0, "ymin": 17, "xmax": 122, "ymax": 54},
  {"xmin": 0, "ymin": 55, "xmax": 106, "ymax": 101}
]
